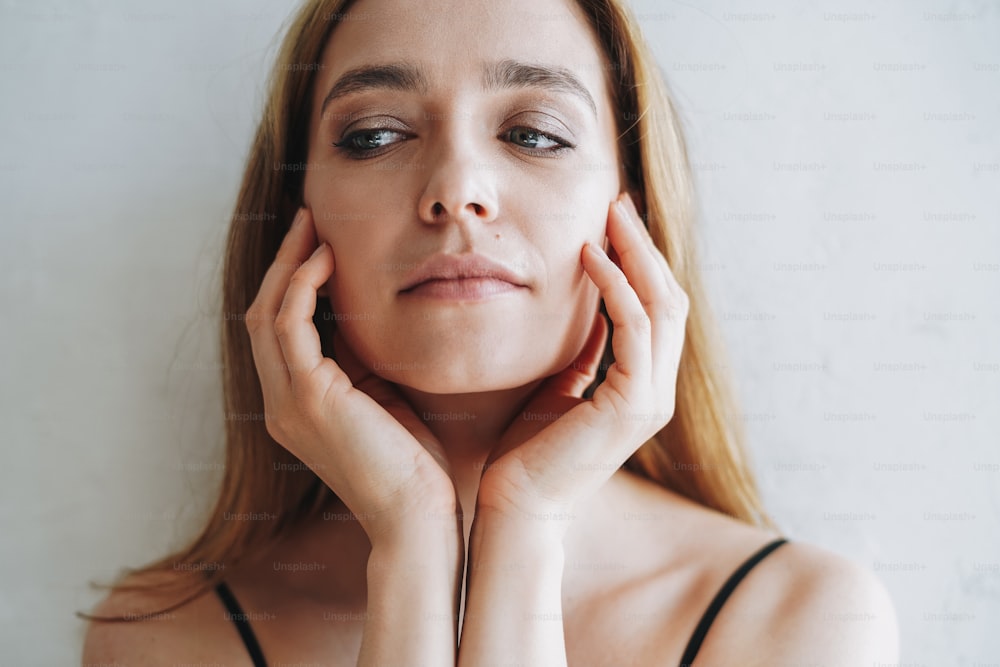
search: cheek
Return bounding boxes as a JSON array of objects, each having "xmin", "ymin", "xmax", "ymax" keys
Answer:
[
  {"xmin": 310, "ymin": 184, "xmax": 395, "ymax": 300},
  {"xmin": 529, "ymin": 177, "xmax": 611, "ymax": 283},
  {"xmin": 516, "ymin": 202, "xmax": 605, "ymax": 357},
  {"xmin": 307, "ymin": 167, "xmax": 398, "ymax": 241},
  {"xmin": 314, "ymin": 219, "xmax": 380, "ymax": 318}
]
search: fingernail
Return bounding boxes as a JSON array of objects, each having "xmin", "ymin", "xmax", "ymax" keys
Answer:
[
  {"xmin": 614, "ymin": 197, "xmax": 629, "ymax": 219},
  {"xmin": 292, "ymin": 208, "xmax": 307, "ymax": 230},
  {"xmin": 310, "ymin": 242, "xmax": 327, "ymax": 258}
]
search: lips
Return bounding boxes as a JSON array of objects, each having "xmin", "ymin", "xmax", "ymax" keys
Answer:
[{"xmin": 399, "ymin": 253, "xmax": 528, "ymax": 293}]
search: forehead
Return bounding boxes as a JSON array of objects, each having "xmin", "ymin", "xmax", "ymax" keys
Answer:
[{"xmin": 315, "ymin": 0, "xmax": 615, "ymax": 105}]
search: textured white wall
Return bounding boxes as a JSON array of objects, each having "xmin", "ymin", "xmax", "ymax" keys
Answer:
[{"xmin": 0, "ymin": 0, "xmax": 996, "ymax": 664}]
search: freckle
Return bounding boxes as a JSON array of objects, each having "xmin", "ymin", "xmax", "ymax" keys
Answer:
[{"xmin": 494, "ymin": 233, "xmax": 501, "ymax": 240}]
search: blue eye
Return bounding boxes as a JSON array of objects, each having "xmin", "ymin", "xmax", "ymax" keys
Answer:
[
  {"xmin": 332, "ymin": 128, "xmax": 408, "ymax": 158},
  {"xmin": 331, "ymin": 125, "xmax": 574, "ymax": 160},
  {"xmin": 504, "ymin": 126, "xmax": 569, "ymax": 152}
]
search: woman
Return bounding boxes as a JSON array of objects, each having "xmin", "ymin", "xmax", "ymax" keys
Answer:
[{"xmin": 81, "ymin": 0, "xmax": 900, "ymax": 664}]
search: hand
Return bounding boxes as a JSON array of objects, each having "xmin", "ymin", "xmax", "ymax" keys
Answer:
[
  {"xmin": 476, "ymin": 192, "xmax": 690, "ymax": 530},
  {"xmin": 244, "ymin": 207, "xmax": 459, "ymax": 545}
]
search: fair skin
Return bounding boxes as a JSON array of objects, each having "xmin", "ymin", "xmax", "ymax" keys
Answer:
[
  {"xmin": 82, "ymin": 0, "xmax": 900, "ymax": 664},
  {"xmin": 285, "ymin": 0, "xmax": 688, "ymax": 662}
]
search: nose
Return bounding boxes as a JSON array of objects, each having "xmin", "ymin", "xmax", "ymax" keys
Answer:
[{"xmin": 417, "ymin": 139, "xmax": 498, "ymax": 228}]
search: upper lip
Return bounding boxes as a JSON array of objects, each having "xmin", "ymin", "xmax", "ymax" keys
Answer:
[{"xmin": 399, "ymin": 253, "xmax": 528, "ymax": 292}]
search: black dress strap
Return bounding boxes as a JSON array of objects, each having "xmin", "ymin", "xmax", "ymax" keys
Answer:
[
  {"xmin": 214, "ymin": 581, "xmax": 268, "ymax": 667},
  {"xmin": 678, "ymin": 537, "xmax": 789, "ymax": 666}
]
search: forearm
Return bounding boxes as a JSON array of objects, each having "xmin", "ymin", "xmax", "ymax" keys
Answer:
[
  {"xmin": 358, "ymin": 516, "xmax": 464, "ymax": 667},
  {"xmin": 458, "ymin": 509, "xmax": 568, "ymax": 667}
]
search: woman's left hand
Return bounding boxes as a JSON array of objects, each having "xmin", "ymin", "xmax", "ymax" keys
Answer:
[{"xmin": 475, "ymin": 192, "xmax": 690, "ymax": 531}]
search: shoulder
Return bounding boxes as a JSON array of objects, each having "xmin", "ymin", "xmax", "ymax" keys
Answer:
[
  {"xmin": 607, "ymin": 474, "xmax": 898, "ymax": 663},
  {"xmin": 80, "ymin": 571, "xmax": 245, "ymax": 666},
  {"xmin": 692, "ymin": 539, "xmax": 900, "ymax": 665}
]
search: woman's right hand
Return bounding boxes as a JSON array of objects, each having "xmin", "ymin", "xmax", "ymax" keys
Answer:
[{"xmin": 244, "ymin": 207, "xmax": 459, "ymax": 546}]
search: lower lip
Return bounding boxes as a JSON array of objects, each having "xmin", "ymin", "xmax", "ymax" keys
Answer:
[{"xmin": 402, "ymin": 278, "xmax": 526, "ymax": 300}]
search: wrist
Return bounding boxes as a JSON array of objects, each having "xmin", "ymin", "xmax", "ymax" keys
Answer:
[
  {"xmin": 470, "ymin": 503, "xmax": 573, "ymax": 553},
  {"xmin": 466, "ymin": 511, "xmax": 566, "ymax": 596},
  {"xmin": 360, "ymin": 482, "xmax": 462, "ymax": 547},
  {"xmin": 472, "ymin": 494, "xmax": 577, "ymax": 545},
  {"xmin": 368, "ymin": 527, "xmax": 464, "ymax": 587},
  {"xmin": 367, "ymin": 503, "xmax": 464, "ymax": 554}
]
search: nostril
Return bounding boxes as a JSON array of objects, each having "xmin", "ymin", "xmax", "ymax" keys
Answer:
[{"xmin": 432, "ymin": 202, "xmax": 445, "ymax": 216}]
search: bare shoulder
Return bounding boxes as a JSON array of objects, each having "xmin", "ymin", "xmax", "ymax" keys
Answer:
[
  {"xmin": 693, "ymin": 539, "xmax": 901, "ymax": 665},
  {"xmin": 80, "ymin": 571, "xmax": 246, "ymax": 666},
  {"xmin": 604, "ymin": 474, "xmax": 899, "ymax": 664}
]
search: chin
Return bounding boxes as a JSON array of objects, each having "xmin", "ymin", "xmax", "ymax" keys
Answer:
[
  {"xmin": 397, "ymin": 377, "xmax": 524, "ymax": 396},
  {"xmin": 373, "ymin": 350, "xmax": 547, "ymax": 396}
]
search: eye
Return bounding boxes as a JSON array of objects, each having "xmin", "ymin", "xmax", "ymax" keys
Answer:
[
  {"xmin": 503, "ymin": 126, "xmax": 573, "ymax": 154},
  {"xmin": 332, "ymin": 128, "xmax": 408, "ymax": 159}
]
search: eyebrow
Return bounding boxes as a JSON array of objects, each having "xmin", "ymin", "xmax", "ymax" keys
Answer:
[
  {"xmin": 319, "ymin": 59, "xmax": 598, "ymax": 119},
  {"xmin": 320, "ymin": 63, "xmax": 427, "ymax": 114},
  {"xmin": 483, "ymin": 59, "xmax": 598, "ymax": 118}
]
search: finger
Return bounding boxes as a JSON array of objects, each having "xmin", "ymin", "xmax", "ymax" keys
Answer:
[
  {"xmin": 609, "ymin": 196, "xmax": 673, "ymax": 326},
  {"xmin": 548, "ymin": 312, "xmax": 609, "ymax": 397},
  {"xmin": 581, "ymin": 242, "xmax": 651, "ymax": 382},
  {"xmin": 246, "ymin": 207, "xmax": 315, "ymax": 393},
  {"xmin": 275, "ymin": 242, "xmax": 335, "ymax": 378},
  {"xmin": 645, "ymin": 243, "xmax": 690, "ymax": 327},
  {"xmin": 622, "ymin": 193, "xmax": 688, "ymax": 305},
  {"xmin": 617, "ymin": 195, "xmax": 690, "ymax": 383}
]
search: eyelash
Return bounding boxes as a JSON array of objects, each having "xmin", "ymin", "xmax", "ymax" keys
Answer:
[{"xmin": 331, "ymin": 126, "xmax": 575, "ymax": 160}]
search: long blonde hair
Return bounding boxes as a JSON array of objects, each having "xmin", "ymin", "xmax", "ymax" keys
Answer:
[{"xmin": 80, "ymin": 0, "xmax": 773, "ymax": 623}]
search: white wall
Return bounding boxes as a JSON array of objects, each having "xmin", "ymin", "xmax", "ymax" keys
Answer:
[{"xmin": 1, "ymin": 0, "xmax": 996, "ymax": 664}]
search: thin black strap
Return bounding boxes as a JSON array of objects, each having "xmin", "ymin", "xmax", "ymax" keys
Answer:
[
  {"xmin": 214, "ymin": 581, "xmax": 268, "ymax": 667},
  {"xmin": 678, "ymin": 537, "xmax": 789, "ymax": 666}
]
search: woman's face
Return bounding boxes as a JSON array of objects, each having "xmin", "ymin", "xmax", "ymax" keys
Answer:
[{"xmin": 303, "ymin": 0, "xmax": 626, "ymax": 394}]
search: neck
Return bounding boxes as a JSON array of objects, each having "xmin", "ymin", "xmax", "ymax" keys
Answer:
[
  {"xmin": 394, "ymin": 379, "xmax": 544, "ymax": 527},
  {"xmin": 303, "ymin": 379, "xmax": 653, "ymax": 602}
]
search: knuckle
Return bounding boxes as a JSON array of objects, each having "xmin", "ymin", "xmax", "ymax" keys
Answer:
[
  {"xmin": 264, "ymin": 415, "xmax": 288, "ymax": 443},
  {"xmin": 288, "ymin": 272, "xmax": 312, "ymax": 290},
  {"xmin": 273, "ymin": 313, "xmax": 294, "ymax": 339},
  {"xmin": 676, "ymin": 292, "xmax": 691, "ymax": 312},
  {"xmin": 653, "ymin": 284, "xmax": 672, "ymax": 303},
  {"xmin": 244, "ymin": 305, "xmax": 263, "ymax": 333},
  {"xmin": 631, "ymin": 311, "xmax": 652, "ymax": 333},
  {"xmin": 663, "ymin": 307, "xmax": 687, "ymax": 325},
  {"xmin": 265, "ymin": 403, "xmax": 311, "ymax": 444}
]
